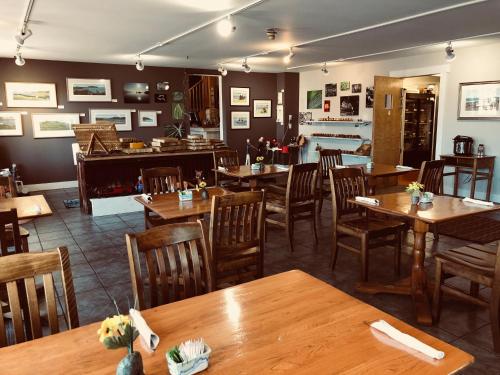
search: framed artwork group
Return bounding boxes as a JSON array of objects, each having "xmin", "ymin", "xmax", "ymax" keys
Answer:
[{"xmin": 229, "ymin": 87, "xmax": 273, "ymax": 129}]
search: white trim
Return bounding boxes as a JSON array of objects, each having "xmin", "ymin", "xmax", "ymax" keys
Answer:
[
  {"xmin": 389, "ymin": 64, "xmax": 450, "ymax": 159},
  {"xmin": 24, "ymin": 180, "xmax": 78, "ymax": 192},
  {"xmin": 219, "ymin": 75, "xmax": 225, "ymax": 142}
]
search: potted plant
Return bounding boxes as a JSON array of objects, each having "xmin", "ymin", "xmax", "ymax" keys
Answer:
[
  {"xmin": 97, "ymin": 315, "xmax": 142, "ymax": 375},
  {"xmin": 255, "ymin": 155, "xmax": 265, "ymax": 169},
  {"xmin": 406, "ymin": 181, "xmax": 424, "ymax": 205}
]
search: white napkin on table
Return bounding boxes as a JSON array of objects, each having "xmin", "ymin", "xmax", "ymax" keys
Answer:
[
  {"xmin": 129, "ymin": 308, "xmax": 160, "ymax": 352},
  {"xmin": 140, "ymin": 193, "xmax": 152, "ymax": 203},
  {"xmin": 396, "ymin": 165, "xmax": 413, "ymax": 170},
  {"xmin": 217, "ymin": 166, "xmax": 227, "ymax": 171},
  {"xmin": 355, "ymin": 196, "xmax": 380, "ymax": 205},
  {"xmin": 462, "ymin": 197, "xmax": 494, "ymax": 207},
  {"xmin": 371, "ymin": 320, "xmax": 445, "ymax": 360}
]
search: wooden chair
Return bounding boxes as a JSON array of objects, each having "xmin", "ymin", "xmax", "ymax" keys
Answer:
[
  {"xmin": 0, "ymin": 209, "xmax": 23, "ymax": 256},
  {"xmin": 418, "ymin": 160, "xmax": 445, "ymax": 239},
  {"xmin": 209, "ymin": 190, "xmax": 265, "ymax": 289},
  {"xmin": 0, "ymin": 247, "xmax": 79, "ymax": 346},
  {"xmin": 141, "ymin": 166, "xmax": 184, "ymax": 229},
  {"xmin": 126, "ymin": 221, "xmax": 213, "ymax": 310},
  {"xmin": 0, "ymin": 178, "xmax": 29, "ymax": 252},
  {"xmin": 432, "ymin": 242, "xmax": 500, "ymax": 352},
  {"xmin": 213, "ymin": 150, "xmax": 245, "ymax": 190},
  {"xmin": 318, "ymin": 149, "xmax": 343, "ymax": 213},
  {"xmin": 329, "ymin": 167, "xmax": 405, "ymax": 281},
  {"xmin": 266, "ymin": 163, "xmax": 318, "ymax": 252}
]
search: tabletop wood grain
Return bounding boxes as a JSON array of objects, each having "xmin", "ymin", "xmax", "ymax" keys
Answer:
[
  {"xmin": 0, "ymin": 270, "xmax": 473, "ymax": 374},
  {"xmin": 0, "ymin": 195, "xmax": 52, "ymax": 219},
  {"xmin": 356, "ymin": 163, "xmax": 416, "ymax": 178},
  {"xmin": 215, "ymin": 164, "xmax": 289, "ymax": 179},
  {"xmin": 134, "ymin": 187, "xmax": 231, "ymax": 220}
]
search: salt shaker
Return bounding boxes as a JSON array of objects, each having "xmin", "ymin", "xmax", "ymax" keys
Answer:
[{"xmin": 477, "ymin": 144, "xmax": 485, "ymax": 157}]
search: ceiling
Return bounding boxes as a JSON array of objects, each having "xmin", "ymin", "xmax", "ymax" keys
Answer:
[{"xmin": 1, "ymin": 0, "xmax": 500, "ymax": 72}]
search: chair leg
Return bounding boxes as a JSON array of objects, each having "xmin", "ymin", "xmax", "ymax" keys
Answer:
[
  {"xmin": 470, "ymin": 282, "xmax": 480, "ymax": 298},
  {"xmin": 330, "ymin": 230, "xmax": 339, "ymax": 271},
  {"xmin": 432, "ymin": 260, "xmax": 444, "ymax": 323},
  {"xmin": 360, "ymin": 234, "xmax": 368, "ymax": 282},
  {"xmin": 21, "ymin": 237, "xmax": 29, "ymax": 253},
  {"xmin": 433, "ymin": 224, "xmax": 439, "ymax": 241},
  {"xmin": 490, "ymin": 285, "xmax": 500, "ymax": 353},
  {"xmin": 312, "ymin": 207, "xmax": 318, "ymax": 248},
  {"xmin": 286, "ymin": 215, "xmax": 294, "ymax": 252},
  {"xmin": 394, "ymin": 231, "xmax": 401, "ymax": 277}
]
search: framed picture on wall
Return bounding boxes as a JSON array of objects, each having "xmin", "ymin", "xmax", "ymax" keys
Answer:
[
  {"xmin": 231, "ymin": 111, "xmax": 250, "ymax": 129},
  {"xmin": 5, "ymin": 82, "xmax": 57, "ymax": 108},
  {"xmin": 0, "ymin": 112, "xmax": 23, "ymax": 136},
  {"xmin": 66, "ymin": 78, "xmax": 112, "ymax": 102},
  {"xmin": 123, "ymin": 83, "xmax": 150, "ymax": 103},
  {"xmin": 340, "ymin": 96, "xmax": 360, "ymax": 116},
  {"xmin": 325, "ymin": 83, "xmax": 337, "ymax": 97},
  {"xmin": 89, "ymin": 108, "xmax": 133, "ymax": 131},
  {"xmin": 230, "ymin": 87, "xmax": 250, "ymax": 106},
  {"xmin": 458, "ymin": 81, "xmax": 500, "ymax": 120},
  {"xmin": 352, "ymin": 83, "xmax": 362, "ymax": 93},
  {"xmin": 138, "ymin": 110, "xmax": 158, "ymax": 127},
  {"xmin": 253, "ymin": 99, "xmax": 272, "ymax": 118},
  {"xmin": 306, "ymin": 90, "xmax": 322, "ymax": 109},
  {"xmin": 366, "ymin": 86, "xmax": 374, "ymax": 108},
  {"xmin": 31, "ymin": 113, "xmax": 80, "ymax": 138}
]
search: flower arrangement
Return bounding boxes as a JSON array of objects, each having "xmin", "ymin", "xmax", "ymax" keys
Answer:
[
  {"xmin": 255, "ymin": 156, "xmax": 264, "ymax": 164},
  {"xmin": 406, "ymin": 181, "xmax": 424, "ymax": 204},
  {"xmin": 198, "ymin": 181, "xmax": 207, "ymax": 190}
]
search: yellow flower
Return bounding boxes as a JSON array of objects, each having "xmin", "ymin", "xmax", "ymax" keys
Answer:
[
  {"xmin": 97, "ymin": 315, "xmax": 130, "ymax": 343},
  {"xmin": 406, "ymin": 181, "xmax": 424, "ymax": 193},
  {"xmin": 256, "ymin": 156, "xmax": 264, "ymax": 162},
  {"xmin": 199, "ymin": 181, "xmax": 207, "ymax": 188}
]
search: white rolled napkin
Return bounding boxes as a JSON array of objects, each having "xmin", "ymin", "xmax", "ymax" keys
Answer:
[
  {"xmin": 355, "ymin": 196, "xmax": 380, "ymax": 205},
  {"xmin": 335, "ymin": 165, "xmax": 347, "ymax": 169},
  {"xmin": 141, "ymin": 193, "xmax": 152, "ymax": 203},
  {"xmin": 371, "ymin": 320, "xmax": 445, "ymax": 360},
  {"xmin": 129, "ymin": 308, "xmax": 160, "ymax": 352},
  {"xmin": 217, "ymin": 166, "xmax": 227, "ymax": 171},
  {"xmin": 462, "ymin": 197, "xmax": 494, "ymax": 207},
  {"xmin": 396, "ymin": 165, "xmax": 413, "ymax": 170}
]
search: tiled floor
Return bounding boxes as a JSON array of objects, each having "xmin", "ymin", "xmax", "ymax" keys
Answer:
[{"xmin": 24, "ymin": 187, "xmax": 499, "ymax": 374}]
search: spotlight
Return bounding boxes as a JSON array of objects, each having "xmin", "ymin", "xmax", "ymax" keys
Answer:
[
  {"xmin": 283, "ymin": 47, "xmax": 295, "ymax": 64},
  {"xmin": 321, "ymin": 63, "xmax": 329, "ymax": 76},
  {"xmin": 242, "ymin": 58, "xmax": 251, "ymax": 73},
  {"xmin": 14, "ymin": 53, "xmax": 25, "ymax": 66},
  {"xmin": 266, "ymin": 28, "xmax": 278, "ymax": 40},
  {"xmin": 14, "ymin": 29, "xmax": 32, "ymax": 46},
  {"xmin": 135, "ymin": 56, "xmax": 144, "ymax": 71},
  {"xmin": 445, "ymin": 42, "xmax": 456, "ymax": 62},
  {"xmin": 218, "ymin": 65, "xmax": 228, "ymax": 76},
  {"xmin": 217, "ymin": 16, "xmax": 234, "ymax": 37}
]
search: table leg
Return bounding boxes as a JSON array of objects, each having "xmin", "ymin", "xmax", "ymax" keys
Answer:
[
  {"xmin": 486, "ymin": 162, "xmax": 494, "ymax": 202},
  {"xmin": 453, "ymin": 166, "xmax": 459, "ymax": 197},
  {"xmin": 470, "ymin": 159, "xmax": 478, "ymax": 199},
  {"xmin": 412, "ymin": 219, "xmax": 432, "ymax": 325},
  {"xmin": 249, "ymin": 178, "xmax": 258, "ymax": 191}
]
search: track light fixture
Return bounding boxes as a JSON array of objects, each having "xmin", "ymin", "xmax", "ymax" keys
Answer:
[
  {"xmin": 14, "ymin": 29, "xmax": 32, "ymax": 46},
  {"xmin": 135, "ymin": 55, "xmax": 145, "ymax": 71},
  {"xmin": 217, "ymin": 16, "xmax": 235, "ymax": 38},
  {"xmin": 242, "ymin": 58, "xmax": 251, "ymax": 73},
  {"xmin": 321, "ymin": 62, "xmax": 329, "ymax": 75},
  {"xmin": 445, "ymin": 41, "xmax": 456, "ymax": 62},
  {"xmin": 14, "ymin": 52, "xmax": 25, "ymax": 67},
  {"xmin": 283, "ymin": 47, "xmax": 295, "ymax": 64},
  {"xmin": 217, "ymin": 65, "xmax": 228, "ymax": 76}
]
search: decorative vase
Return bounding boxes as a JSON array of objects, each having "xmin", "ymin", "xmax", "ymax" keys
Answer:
[
  {"xmin": 411, "ymin": 193, "xmax": 420, "ymax": 205},
  {"xmin": 116, "ymin": 352, "xmax": 144, "ymax": 375},
  {"xmin": 200, "ymin": 188, "xmax": 209, "ymax": 200}
]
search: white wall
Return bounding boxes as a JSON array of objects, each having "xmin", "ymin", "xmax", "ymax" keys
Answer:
[{"xmin": 299, "ymin": 40, "xmax": 500, "ymax": 202}]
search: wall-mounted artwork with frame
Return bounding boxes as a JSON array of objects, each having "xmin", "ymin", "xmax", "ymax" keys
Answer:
[
  {"xmin": 458, "ymin": 81, "xmax": 500, "ymax": 120},
  {"xmin": 366, "ymin": 86, "xmax": 374, "ymax": 108},
  {"xmin": 89, "ymin": 108, "xmax": 133, "ymax": 131},
  {"xmin": 66, "ymin": 78, "xmax": 112, "ymax": 102},
  {"xmin": 172, "ymin": 91, "xmax": 184, "ymax": 102},
  {"xmin": 325, "ymin": 83, "xmax": 337, "ymax": 97},
  {"xmin": 138, "ymin": 110, "xmax": 158, "ymax": 127},
  {"xmin": 340, "ymin": 81, "xmax": 350, "ymax": 91},
  {"xmin": 230, "ymin": 87, "xmax": 250, "ymax": 106},
  {"xmin": 231, "ymin": 111, "xmax": 250, "ymax": 129},
  {"xmin": 253, "ymin": 99, "xmax": 272, "ymax": 118},
  {"xmin": 154, "ymin": 93, "xmax": 167, "ymax": 103},
  {"xmin": 5, "ymin": 82, "xmax": 57, "ymax": 108},
  {"xmin": 340, "ymin": 96, "xmax": 360, "ymax": 116},
  {"xmin": 352, "ymin": 83, "xmax": 362, "ymax": 93},
  {"xmin": 324, "ymin": 100, "xmax": 331, "ymax": 112},
  {"xmin": 172, "ymin": 102, "xmax": 185, "ymax": 120},
  {"xmin": 32, "ymin": 113, "xmax": 80, "ymax": 138},
  {"xmin": 306, "ymin": 90, "xmax": 322, "ymax": 109},
  {"xmin": 299, "ymin": 112, "xmax": 312, "ymax": 125},
  {"xmin": 0, "ymin": 112, "xmax": 23, "ymax": 136},
  {"xmin": 156, "ymin": 82, "xmax": 170, "ymax": 91},
  {"xmin": 123, "ymin": 83, "xmax": 150, "ymax": 103}
]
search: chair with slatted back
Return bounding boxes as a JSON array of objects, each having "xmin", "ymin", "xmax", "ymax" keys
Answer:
[
  {"xmin": 265, "ymin": 163, "xmax": 318, "ymax": 252},
  {"xmin": 329, "ymin": 167, "xmax": 405, "ymax": 281},
  {"xmin": 126, "ymin": 221, "xmax": 213, "ymax": 310},
  {"xmin": 0, "ymin": 177, "xmax": 29, "ymax": 252},
  {"xmin": 213, "ymin": 150, "xmax": 246, "ymax": 191},
  {"xmin": 0, "ymin": 247, "xmax": 79, "ymax": 347},
  {"xmin": 209, "ymin": 191, "xmax": 265, "ymax": 289},
  {"xmin": 418, "ymin": 160, "xmax": 445, "ymax": 239},
  {"xmin": 433, "ymin": 242, "xmax": 500, "ymax": 352},
  {"xmin": 318, "ymin": 149, "xmax": 343, "ymax": 213},
  {"xmin": 141, "ymin": 166, "xmax": 184, "ymax": 229}
]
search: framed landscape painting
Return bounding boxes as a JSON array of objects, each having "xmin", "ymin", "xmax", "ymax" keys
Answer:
[
  {"xmin": 123, "ymin": 83, "xmax": 150, "ymax": 103},
  {"xmin": 0, "ymin": 112, "xmax": 23, "ymax": 136},
  {"xmin": 458, "ymin": 81, "xmax": 500, "ymax": 120},
  {"xmin": 231, "ymin": 111, "xmax": 250, "ymax": 129},
  {"xmin": 138, "ymin": 110, "xmax": 158, "ymax": 127},
  {"xmin": 253, "ymin": 99, "xmax": 272, "ymax": 118},
  {"xmin": 89, "ymin": 109, "xmax": 132, "ymax": 131},
  {"xmin": 32, "ymin": 113, "xmax": 80, "ymax": 138},
  {"xmin": 5, "ymin": 82, "xmax": 57, "ymax": 108},
  {"xmin": 67, "ymin": 78, "xmax": 112, "ymax": 102},
  {"xmin": 230, "ymin": 87, "xmax": 250, "ymax": 106}
]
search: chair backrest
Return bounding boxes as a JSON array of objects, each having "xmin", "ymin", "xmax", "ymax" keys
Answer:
[
  {"xmin": 0, "ymin": 209, "xmax": 22, "ymax": 256},
  {"xmin": 0, "ymin": 176, "xmax": 17, "ymax": 198},
  {"xmin": 209, "ymin": 190, "xmax": 265, "ymax": 288},
  {"xmin": 417, "ymin": 160, "xmax": 445, "ymax": 194},
  {"xmin": 329, "ymin": 167, "xmax": 366, "ymax": 221},
  {"xmin": 319, "ymin": 149, "xmax": 343, "ymax": 180},
  {"xmin": 0, "ymin": 247, "xmax": 78, "ymax": 347},
  {"xmin": 286, "ymin": 163, "xmax": 318, "ymax": 205},
  {"xmin": 213, "ymin": 150, "xmax": 239, "ymax": 169},
  {"xmin": 141, "ymin": 166, "xmax": 183, "ymax": 195},
  {"xmin": 126, "ymin": 221, "xmax": 213, "ymax": 310}
]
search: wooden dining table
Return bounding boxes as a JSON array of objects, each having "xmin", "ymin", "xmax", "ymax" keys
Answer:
[
  {"xmin": 351, "ymin": 163, "xmax": 417, "ymax": 194},
  {"xmin": 349, "ymin": 192, "xmax": 500, "ymax": 325},
  {"xmin": 0, "ymin": 195, "xmax": 52, "ymax": 219},
  {"xmin": 134, "ymin": 187, "xmax": 231, "ymax": 221},
  {"xmin": 214, "ymin": 164, "xmax": 289, "ymax": 190},
  {"xmin": 0, "ymin": 270, "xmax": 473, "ymax": 374}
]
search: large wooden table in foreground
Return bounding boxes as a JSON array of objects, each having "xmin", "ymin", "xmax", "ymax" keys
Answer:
[
  {"xmin": 350, "ymin": 192, "xmax": 500, "ymax": 325},
  {"xmin": 0, "ymin": 271, "xmax": 473, "ymax": 374},
  {"xmin": 214, "ymin": 164, "xmax": 289, "ymax": 190},
  {"xmin": 0, "ymin": 195, "xmax": 52, "ymax": 219}
]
